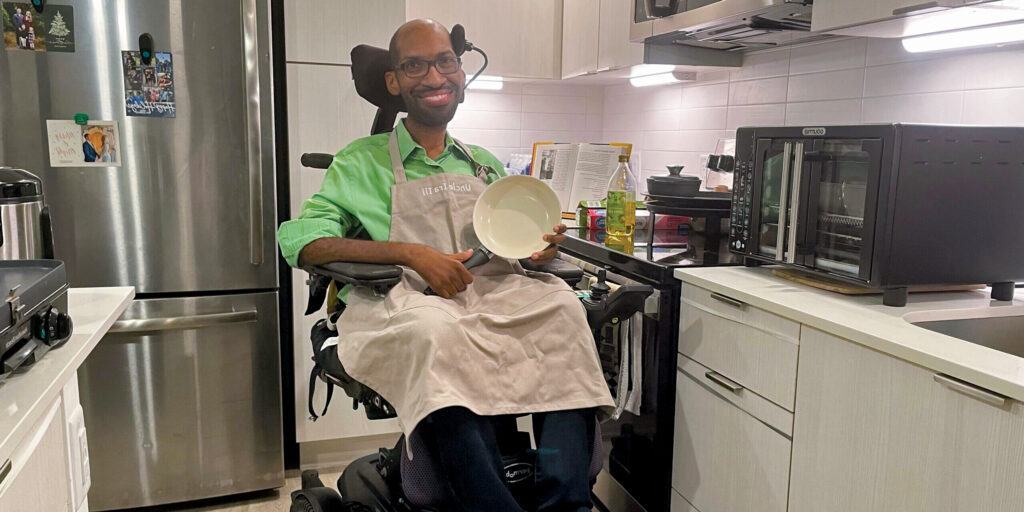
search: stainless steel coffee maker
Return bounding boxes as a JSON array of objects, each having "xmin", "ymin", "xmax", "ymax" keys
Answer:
[{"xmin": 0, "ymin": 168, "xmax": 53, "ymax": 260}]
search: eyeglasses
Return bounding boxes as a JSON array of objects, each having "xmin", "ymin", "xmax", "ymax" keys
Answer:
[{"xmin": 395, "ymin": 55, "xmax": 462, "ymax": 78}]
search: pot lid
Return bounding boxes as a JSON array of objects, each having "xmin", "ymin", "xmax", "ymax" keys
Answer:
[
  {"xmin": 648, "ymin": 165, "xmax": 701, "ymax": 184},
  {"xmin": 0, "ymin": 168, "xmax": 42, "ymax": 201}
]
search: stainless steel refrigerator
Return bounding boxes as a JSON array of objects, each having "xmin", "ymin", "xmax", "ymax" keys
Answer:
[{"xmin": 0, "ymin": 0, "xmax": 283, "ymax": 509}]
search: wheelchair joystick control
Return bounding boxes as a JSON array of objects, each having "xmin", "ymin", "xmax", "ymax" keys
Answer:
[{"xmin": 590, "ymin": 270, "xmax": 611, "ymax": 302}]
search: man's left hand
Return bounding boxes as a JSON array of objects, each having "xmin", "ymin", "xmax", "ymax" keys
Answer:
[{"xmin": 529, "ymin": 224, "xmax": 567, "ymax": 265}]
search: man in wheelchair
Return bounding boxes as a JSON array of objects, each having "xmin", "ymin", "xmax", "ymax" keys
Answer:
[{"xmin": 280, "ymin": 19, "xmax": 641, "ymax": 512}]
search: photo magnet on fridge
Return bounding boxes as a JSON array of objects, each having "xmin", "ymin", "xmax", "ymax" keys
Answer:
[
  {"xmin": 122, "ymin": 50, "xmax": 176, "ymax": 118},
  {"xmin": 47, "ymin": 120, "xmax": 122, "ymax": 167},
  {"xmin": 2, "ymin": 2, "xmax": 75, "ymax": 52}
]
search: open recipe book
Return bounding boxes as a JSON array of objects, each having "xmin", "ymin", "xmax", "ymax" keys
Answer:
[{"xmin": 530, "ymin": 142, "xmax": 632, "ymax": 213}]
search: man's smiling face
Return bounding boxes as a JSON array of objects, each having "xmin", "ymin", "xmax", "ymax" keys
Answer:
[{"xmin": 385, "ymin": 20, "xmax": 466, "ymax": 128}]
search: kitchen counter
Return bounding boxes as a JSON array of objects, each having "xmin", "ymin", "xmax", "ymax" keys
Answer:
[
  {"xmin": 675, "ymin": 266, "xmax": 1024, "ymax": 402},
  {"xmin": 0, "ymin": 287, "xmax": 133, "ymax": 462}
]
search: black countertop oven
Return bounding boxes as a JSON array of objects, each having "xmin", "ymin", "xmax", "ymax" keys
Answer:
[{"xmin": 730, "ymin": 124, "xmax": 1024, "ymax": 306}]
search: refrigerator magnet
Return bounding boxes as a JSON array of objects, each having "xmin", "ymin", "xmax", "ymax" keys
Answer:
[
  {"xmin": 122, "ymin": 50, "xmax": 176, "ymax": 118},
  {"xmin": 2, "ymin": 3, "xmax": 75, "ymax": 52},
  {"xmin": 46, "ymin": 120, "xmax": 122, "ymax": 167}
]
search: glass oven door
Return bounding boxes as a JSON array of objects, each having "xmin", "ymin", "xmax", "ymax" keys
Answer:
[
  {"xmin": 796, "ymin": 138, "xmax": 883, "ymax": 280},
  {"xmin": 753, "ymin": 138, "xmax": 805, "ymax": 263}
]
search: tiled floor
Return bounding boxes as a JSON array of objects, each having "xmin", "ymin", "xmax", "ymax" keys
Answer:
[{"xmin": 132, "ymin": 470, "xmax": 344, "ymax": 512}]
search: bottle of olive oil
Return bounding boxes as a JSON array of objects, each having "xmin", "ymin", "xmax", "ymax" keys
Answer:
[{"xmin": 605, "ymin": 154, "xmax": 637, "ymax": 253}]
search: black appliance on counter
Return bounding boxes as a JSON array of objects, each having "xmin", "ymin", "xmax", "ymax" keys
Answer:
[
  {"xmin": 560, "ymin": 200, "xmax": 735, "ymax": 512},
  {"xmin": 0, "ymin": 260, "xmax": 73, "ymax": 383},
  {"xmin": 730, "ymin": 123, "xmax": 1024, "ymax": 306}
]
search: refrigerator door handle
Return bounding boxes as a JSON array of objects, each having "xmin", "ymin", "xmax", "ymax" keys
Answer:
[
  {"xmin": 242, "ymin": 0, "xmax": 263, "ymax": 266},
  {"xmin": 110, "ymin": 310, "xmax": 258, "ymax": 333}
]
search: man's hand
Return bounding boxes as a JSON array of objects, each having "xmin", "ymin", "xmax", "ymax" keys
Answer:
[
  {"xmin": 408, "ymin": 246, "xmax": 475, "ymax": 299},
  {"xmin": 529, "ymin": 225, "xmax": 567, "ymax": 265}
]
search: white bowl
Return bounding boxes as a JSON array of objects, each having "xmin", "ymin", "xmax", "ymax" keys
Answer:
[{"xmin": 473, "ymin": 175, "xmax": 562, "ymax": 259}]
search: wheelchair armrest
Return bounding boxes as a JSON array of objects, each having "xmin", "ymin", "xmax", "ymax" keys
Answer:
[
  {"xmin": 520, "ymin": 258, "xmax": 585, "ymax": 286},
  {"xmin": 301, "ymin": 262, "xmax": 404, "ymax": 314},
  {"xmin": 303, "ymin": 261, "xmax": 404, "ymax": 288}
]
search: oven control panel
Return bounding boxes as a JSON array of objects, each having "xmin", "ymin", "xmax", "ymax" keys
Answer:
[{"xmin": 729, "ymin": 160, "xmax": 753, "ymax": 253}]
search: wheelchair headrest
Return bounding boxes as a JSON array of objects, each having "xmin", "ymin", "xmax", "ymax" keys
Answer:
[{"xmin": 350, "ymin": 44, "xmax": 406, "ymax": 114}]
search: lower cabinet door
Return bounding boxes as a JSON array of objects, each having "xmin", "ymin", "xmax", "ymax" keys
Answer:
[
  {"xmin": 0, "ymin": 400, "xmax": 71, "ymax": 512},
  {"xmin": 672, "ymin": 363, "xmax": 792, "ymax": 512}
]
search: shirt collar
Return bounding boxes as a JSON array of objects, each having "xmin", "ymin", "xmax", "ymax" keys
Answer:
[{"xmin": 395, "ymin": 119, "xmax": 455, "ymax": 163}]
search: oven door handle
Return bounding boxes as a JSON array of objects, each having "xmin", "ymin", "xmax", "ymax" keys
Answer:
[
  {"xmin": 786, "ymin": 142, "xmax": 806, "ymax": 264},
  {"xmin": 775, "ymin": 142, "xmax": 793, "ymax": 261}
]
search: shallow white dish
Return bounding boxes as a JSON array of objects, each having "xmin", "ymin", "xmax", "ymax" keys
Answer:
[{"xmin": 473, "ymin": 175, "xmax": 562, "ymax": 259}]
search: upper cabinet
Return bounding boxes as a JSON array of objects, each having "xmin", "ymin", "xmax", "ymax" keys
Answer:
[
  {"xmin": 563, "ymin": 0, "xmax": 644, "ymax": 79},
  {"xmin": 285, "ymin": 0, "xmax": 406, "ymax": 65},
  {"xmin": 812, "ymin": 0, "xmax": 954, "ymax": 32},
  {"xmin": 811, "ymin": 0, "xmax": 1024, "ymax": 37},
  {"xmin": 407, "ymin": 0, "xmax": 565, "ymax": 80}
]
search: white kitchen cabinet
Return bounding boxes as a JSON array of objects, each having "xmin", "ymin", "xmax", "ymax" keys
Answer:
[
  {"xmin": 0, "ymin": 401, "xmax": 72, "ymax": 512},
  {"xmin": 790, "ymin": 327, "xmax": 1024, "ymax": 512},
  {"xmin": 678, "ymin": 285, "xmax": 800, "ymax": 411},
  {"xmin": 811, "ymin": 0, "xmax": 958, "ymax": 33},
  {"xmin": 285, "ymin": 0, "xmax": 406, "ymax": 65},
  {"xmin": 597, "ymin": 0, "xmax": 644, "ymax": 73},
  {"xmin": 286, "ymin": 62, "xmax": 402, "ymax": 442},
  {"xmin": 407, "ymin": 0, "xmax": 564, "ymax": 79},
  {"xmin": 672, "ymin": 355, "xmax": 792, "ymax": 512},
  {"xmin": 562, "ymin": 0, "xmax": 644, "ymax": 78},
  {"xmin": 561, "ymin": 0, "xmax": 601, "ymax": 79}
]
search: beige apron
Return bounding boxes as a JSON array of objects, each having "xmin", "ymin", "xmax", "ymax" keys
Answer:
[{"xmin": 336, "ymin": 132, "xmax": 615, "ymax": 444}]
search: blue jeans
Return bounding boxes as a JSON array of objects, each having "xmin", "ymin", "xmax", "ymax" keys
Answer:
[{"xmin": 428, "ymin": 407, "xmax": 597, "ymax": 512}]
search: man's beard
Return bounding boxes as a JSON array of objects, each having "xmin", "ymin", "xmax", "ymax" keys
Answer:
[{"xmin": 401, "ymin": 85, "xmax": 463, "ymax": 127}]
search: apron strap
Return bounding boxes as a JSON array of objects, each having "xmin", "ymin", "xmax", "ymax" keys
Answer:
[
  {"xmin": 387, "ymin": 131, "xmax": 409, "ymax": 184},
  {"xmin": 389, "ymin": 129, "xmax": 498, "ymax": 185},
  {"xmin": 451, "ymin": 137, "xmax": 499, "ymax": 183}
]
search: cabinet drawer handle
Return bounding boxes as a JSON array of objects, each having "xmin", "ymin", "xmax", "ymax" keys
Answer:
[
  {"xmin": 0, "ymin": 458, "xmax": 11, "ymax": 486},
  {"xmin": 933, "ymin": 373, "xmax": 1008, "ymax": 407},
  {"xmin": 705, "ymin": 371, "xmax": 744, "ymax": 393},
  {"xmin": 710, "ymin": 292, "xmax": 745, "ymax": 309}
]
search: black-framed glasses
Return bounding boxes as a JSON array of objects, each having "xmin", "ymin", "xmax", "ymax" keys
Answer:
[{"xmin": 395, "ymin": 55, "xmax": 462, "ymax": 78}]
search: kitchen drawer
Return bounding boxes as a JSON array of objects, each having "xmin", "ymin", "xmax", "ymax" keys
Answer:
[
  {"xmin": 671, "ymin": 488, "xmax": 699, "ymax": 512},
  {"xmin": 673, "ymin": 357, "xmax": 792, "ymax": 512},
  {"xmin": 679, "ymin": 285, "xmax": 800, "ymax": 411}
]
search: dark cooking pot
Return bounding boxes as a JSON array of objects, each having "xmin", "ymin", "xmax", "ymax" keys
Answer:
[{"xmin": 647, "ymin": 165, "xmax": 701, "ymax": 197}]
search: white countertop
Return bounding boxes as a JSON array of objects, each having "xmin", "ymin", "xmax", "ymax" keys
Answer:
[
  {"xmin": 0, "ymin": 287, "xmax": 133, "ymax": 461},
  {"xmin": 675, "ymin": 267, "xmax": 1024, "ymax": 402}
]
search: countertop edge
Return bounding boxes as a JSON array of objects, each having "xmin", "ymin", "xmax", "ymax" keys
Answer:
[
  {"xmin": 0, "ymin": 287, "xmax": 134, "ymax": 463},
  {"xmin": 674, "ymin": 268, "xmax": 1024, "ymax": 402}
]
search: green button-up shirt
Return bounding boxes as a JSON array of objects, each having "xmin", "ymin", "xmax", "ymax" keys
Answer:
[{"xmin": 277, "ymin": 120, "xmax": 506, "ymax": 268}]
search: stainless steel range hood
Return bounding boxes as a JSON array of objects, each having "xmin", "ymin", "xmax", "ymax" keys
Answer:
[{"xmin": 635, "ymin": 0, "xmax": 832, "ymax": 66}]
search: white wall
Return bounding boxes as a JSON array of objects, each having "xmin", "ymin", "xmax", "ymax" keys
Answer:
[
  {"xmin": 447, "ymin": 83, "xmax": 606, "ymax": 165},
  {"xmin": 600, "ymin": 37, "xmax": 1024, "ymax": 189}
]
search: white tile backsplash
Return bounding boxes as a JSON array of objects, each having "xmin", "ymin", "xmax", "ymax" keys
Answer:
[
  {"xmin": 789, "ymin": 39, "xmax": 867, "ymax": 75},
  {"xmin": 678, "ymin": 107, "xmax": 728, "ymax": 130},
  {"xmin": 522, "ymin": 94, "xmax": 589, "ymax": 114},
  {"xmin": 732, "ymin": 49, "xmax": 791, "ymax": 81},
  {"xmin": 728, "ymin": 77, "xmax": 789, "ymax": 106},
  {"xmin": 521, "ymin": 112, "xmax": 588, "ymax": 131},
  {"xmin": 681, "ymin": 83, "xmax": 730, "ymax": 108},
  {"xmin": 863, "ymin": 56, "xmax": 967, "ymax": 97},
  {"xmin": 787, "ymin": 69, "xmax": 865, "ymax": 103},
  {"xmin": 862, "ymin": 92, "xmax": 964, "ymax": 124},
  {"xmin": 593, "ymin": 40, "xmax": 1024, "ymax": 180},
  {"xmin": 962, "ymin": 88, "xmax": 1024, "ymax": 125},
  {"xmin": 785, "ymin": 99, "xmax": 863, "ymax": 126},
  {"xmin": 727, "ymin": 104, "xmax": 787, "ymax": 130}
]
